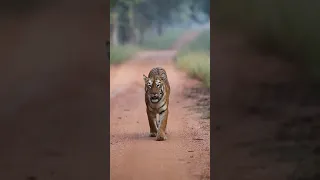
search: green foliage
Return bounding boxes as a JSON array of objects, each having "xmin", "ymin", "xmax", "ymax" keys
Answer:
[
  {"xmin": 179, "ymin": 29, "xmax": 210, "ymax": 53},
  {"xmin": 110, "ymin": 45, "xmax": 140, "ymax": 64},
  {"xmin": 110, "ymin": 0, "xmax": 210, "ymax": 53},
  {"xmin": 176, "ymin": 30, "xmax": 210, "ymax": 87},
  {"xmin": 110, "ymin": 0, "xmax": 117, "ymax": 8},
  {"xmin": 189, "ymin": 0, "xmax": 210, "ymax": 23},
  {"xmin": 110, "ymin": 28, "xmax": 189, "ymax": 65},
  {"xmin": 140, "ymin": 28, "xmax": 187, "ymax": 50}
]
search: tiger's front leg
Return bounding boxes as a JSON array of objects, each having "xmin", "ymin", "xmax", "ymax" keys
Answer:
[
  {"xmin": 147, "ymin": 109, "xmax": 157, "ymax": 137},
  {"xmin": 156, "ymin": 109, "xmax": 168, "ymax": 141}
]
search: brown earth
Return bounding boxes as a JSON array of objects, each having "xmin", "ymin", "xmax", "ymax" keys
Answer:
[{"xmin": 110, "ymin": 31, "xmax": 210, "ymax": 180}]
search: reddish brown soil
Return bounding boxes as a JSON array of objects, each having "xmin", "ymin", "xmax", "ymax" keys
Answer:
[{"xmin": 110, "ymin": 31, "xmax": 210, "ymax": 180}]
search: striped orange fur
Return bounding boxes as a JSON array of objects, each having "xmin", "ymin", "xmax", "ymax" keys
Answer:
[{"xmin": 143, "ymin": 67, "xmax": 170, "ymax": 141}]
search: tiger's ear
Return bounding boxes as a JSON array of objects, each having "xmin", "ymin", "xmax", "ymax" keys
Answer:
[{"xmin": 143, "ymin": 74, "xmax": 148, "ymax": 83}]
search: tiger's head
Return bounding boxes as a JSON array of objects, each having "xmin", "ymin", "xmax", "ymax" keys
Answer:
[{"xmin": 143, "ymin": 74, "xmax": 165, "ymax": 103}]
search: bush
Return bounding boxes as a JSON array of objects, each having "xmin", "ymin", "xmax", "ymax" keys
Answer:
[
  {"xmin": 110, "ymin": 45, "xmax": 140, "ymax": 64},
  {"xmin": 140, "ymin": 28, "xmax": 186, "ymax": 50},
  {"xmin": 176, "ymin": 29, "xmax": 210, "ymax": 87},
  {"xmin": 109, "ymin": 28, "xmax": 187, "ymax": 64}
]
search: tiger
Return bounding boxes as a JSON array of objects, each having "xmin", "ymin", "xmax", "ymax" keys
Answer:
[{"xmin": 143, "ymin": 67, "xmax": 170, "ymax": 141}]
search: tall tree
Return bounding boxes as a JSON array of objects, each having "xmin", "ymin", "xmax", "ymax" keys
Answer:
[{"xmin": 110, "ymin": 0, "xmax": 210, "ymax": 44}]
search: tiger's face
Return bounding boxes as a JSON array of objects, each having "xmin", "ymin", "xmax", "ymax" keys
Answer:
[{"xmin": 143, "ymin": 75, "xmax": 164, "ymax": 103}]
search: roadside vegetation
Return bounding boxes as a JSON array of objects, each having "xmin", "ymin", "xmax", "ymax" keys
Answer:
[
  {"xmin": 109, "ymin": 0, "xmax": 210, "ymax": 64},
  {"xmin": 176, "ymin": 29, "xmax": 210, "ymax": 87},
  {"xmin": 110, "ymin": 45, "xmax": 140, "ymax": 64},
  {"xmin": 110, "ymin": 28, "xmax": 186, "ymax": 64},
  {"xmin": 139, "ymin": 28, "xmax": 186, "ymax": 50}
]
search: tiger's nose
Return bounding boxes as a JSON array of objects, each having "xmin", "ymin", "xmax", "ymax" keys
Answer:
[{"xmin": 151, "ymin": 94, "xmax": 159, "ymax": 98}]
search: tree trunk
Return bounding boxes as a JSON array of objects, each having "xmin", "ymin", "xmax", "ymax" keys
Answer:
[
  {"xmin": 135, "ymin": 13, "xmax": 151, "ymax": 45},
  {"xmin": 118, "ymin": 4, "xmax": 130, "ymax": 44},
  {"xmin": 139, "ymin": 29, "xmax": 145, "ymax": 44},
  {"xmin": 128, "ymin": 3, "xmax": 137, "ymax": 44},
  {"xmin": 110, "ymin": 11, "xmax": 119, "ymax": 46},
  {"xmin": 156, "ymin": 19, "xmax": 163, "ymax": 36},
  {"xmin": 134, "ymin": 28, "xmax": 140, "ymax": 44}
]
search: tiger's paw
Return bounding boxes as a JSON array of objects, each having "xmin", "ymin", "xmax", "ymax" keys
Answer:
[
  {"xmin": 149, "ymin": 132, "xmax": 157, "ymax": 137},
  {"xmin": 156, "ymin": 134, "xmax": 167, "ymax": 141}
]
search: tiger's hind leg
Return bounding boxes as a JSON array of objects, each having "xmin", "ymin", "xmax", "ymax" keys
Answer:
[
  {"xmin": 147, "ymin": 110, "xmax": 157, "ymax": 137},
  {"xmin": 156, "ymin": 109, "xmax": 168, "ymax": 141}
]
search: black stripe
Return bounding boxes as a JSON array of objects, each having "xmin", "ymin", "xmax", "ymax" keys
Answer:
[
  {"xmin": 159, "ymin": 108, "xmax": 167, "ymax": 115},
  {"xmin": 159, "ymin": 101, "xmax": 166, "ymax": 109}
]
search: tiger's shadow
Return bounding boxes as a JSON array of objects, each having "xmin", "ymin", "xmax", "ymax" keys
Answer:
[
  {"xmin": 122, "ymin": 132, "xmax": 154, "ymax": 141},
  {"xmin": 122, "ymin": 132, "xmax": 170, "ymax": 141}
]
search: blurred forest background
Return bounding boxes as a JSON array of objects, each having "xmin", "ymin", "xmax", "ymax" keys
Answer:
[
  {"xmin": 109, "ymin": 0, "xmax": 210, "ymax": 87},
  {"xmin": 109, "ymin": 0, "xmax": 209, "ymax": 46}
]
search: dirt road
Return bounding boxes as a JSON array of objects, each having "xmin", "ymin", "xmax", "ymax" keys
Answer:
[{"xmin": 110, "ymin": 32, "xmax": 210, "ymax": 180}]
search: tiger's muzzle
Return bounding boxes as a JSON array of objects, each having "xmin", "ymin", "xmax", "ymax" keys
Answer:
[{"xmin": 150, "ymin": 93, "xmax": 161, "ymax": 103}]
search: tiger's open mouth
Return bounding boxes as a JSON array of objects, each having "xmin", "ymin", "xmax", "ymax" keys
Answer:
[{"xmin": 150, "ymin": 97, "xmax": 160, "ymax": 103}]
